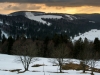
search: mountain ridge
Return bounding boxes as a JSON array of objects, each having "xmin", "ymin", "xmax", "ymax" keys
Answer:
[{"xmin": 0, "ymin": 11, "xmax": 100, "ymax": 40}]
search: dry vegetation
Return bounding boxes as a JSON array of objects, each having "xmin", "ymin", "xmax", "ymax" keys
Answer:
[
  {"xmin": 92, "ymin": 68, "xmax": 100, "ymax": 73},
  {"xmin": 62, "ymin": 62, "xmax": 89, "ymax": 70},
  {"xmin": 32, "ymin": 64, "xmax": 46, "ymax": 67},
  {"xmin": 62, "ymin": 62, "xmax": 100, "ymax": 73},
  {"xmin": 9, "ymin": 69, "xmax": 21, "ymax": 72}
]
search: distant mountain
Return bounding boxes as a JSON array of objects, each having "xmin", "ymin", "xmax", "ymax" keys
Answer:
[
  {"xmin": 0, "ymin": 11, "xmax": 100, "ymax": 40},
  {"xmin": 9, "ymin": 11, "xmax": 45, "ymax": 16},
  {"xmin": 74, "ymin": 14, "xmax": 100, "ymax": 22}
]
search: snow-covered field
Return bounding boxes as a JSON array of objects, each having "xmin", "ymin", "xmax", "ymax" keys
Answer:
[
  {"xmin": 0, "ymin": 54, "xmax": 100, "ymax": 75},
  {"xmin": 73, "ymin": 29, "xmax": 100, "ymax": 41},
  {"xmin": 25, "ymin": 12, "xmax": 62, "ymax": 26}
]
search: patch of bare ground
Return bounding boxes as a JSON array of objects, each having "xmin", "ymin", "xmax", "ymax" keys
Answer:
[
  {"xmin": 62, "ymin": 62, "xmax": 100, "ymax": 73},
  {"xmin": 32, "ymin": 64, "xmax": 46, "ymax": 67},
  {"xmin": 31, "ymin": 70, "xmax": 41, "ymax": 72},
  {"xmin": 62, "ymin": 62, "xmax": 89, "ymax": 70},
  {"xmin": 47, "ymin": 70, "xmax": 68, "ymax": 73},
  {"xmin": 9, "ymin": 69, "xmax": 21, "ymax": 72},
  {"xmin": 92, "ymin": 68, "xmax": 100, "ymax": 73}
]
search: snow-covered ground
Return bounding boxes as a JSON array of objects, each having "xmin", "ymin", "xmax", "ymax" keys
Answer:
[
  {"xmin": 25, "ymin": 12, "xmax": 79, "ymax": 26},
  {"xmin": 65, "ymin": 15, "xmax": 77, "ymax": 20},
  {"xmin": 0, "ymin": 20, "xmax": 3, "ymax": 24},
  {"xmin": 1, "ymin": 30, "xmax": 9, "ymax": 38},
  {"xmin": 25, "ymin": 12, "xmax": 62, "ymax": 26},
  {"xmin": 73, "ymin": 29, "xmax": 100, "ymax": 41},
  {"xmin": 0, "ymin": 54, "xmax": 100, "ymax": 75}
]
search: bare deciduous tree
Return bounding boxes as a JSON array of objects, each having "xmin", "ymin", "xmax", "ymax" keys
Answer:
[
  {"xmin": 89, "ymin": 59, "xmax": 97, "ymax": 75},
  {"xmin": 89, "ymin": 50, "xmax": 98, "ymax": 75},
  {"xmin": 50, "ymin": 43, "xmax": 71, "ymax": 73},
  {"xmin": 12, "ymin": 39, "xmax": 38, "ymax": 71}
]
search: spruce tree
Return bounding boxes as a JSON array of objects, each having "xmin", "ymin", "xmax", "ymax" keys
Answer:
[
  {"xmin": 2, "ymin": 34, "xmax": 6, "ymax": 44},
  {"xmin": 7, "ymin": 36, "xmax": 14, "ymax": 55}
]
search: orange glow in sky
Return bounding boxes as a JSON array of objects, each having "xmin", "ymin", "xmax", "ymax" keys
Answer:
[{"xmin": 0, "ymin": 3, "xmax": 100, "ymax": 14}]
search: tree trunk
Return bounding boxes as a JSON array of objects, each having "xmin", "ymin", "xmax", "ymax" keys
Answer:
[
  {"xmin": 59, "ymin": 61, "xmax": 62, "ymax": 73},
  {"xmin": 82, "ymin": 64, "xmax": 86, "ymax": 73},
  {"xmin": 25, "ymin": 67, "xmax": 28, "ymax": 71},
  {"xmin": 91, "ymin": 68, "xmax": 94, "ymax": 75},
  {"xmin": 83, "ymin": 68, "xmax": 85, "ymax": 73},
  {"xmin": 91, "ymin": 72, "xmax": 94, "ymax": 75},
  {"xmin": 60, "ymin": 65, "xmax": 62, "ymax": 73},
  {"xmin": 24, "ymin": 64, "xmax": 29, "ymax": 71}
]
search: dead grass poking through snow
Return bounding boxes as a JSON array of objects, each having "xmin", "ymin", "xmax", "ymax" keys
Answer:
[
  {"xmin": 62, "ymin": 62, "xmax": 89, "ymax": 70},
  {"xmin": 9, "ymin": 69, "xmax": 21, "ymax": 72},
  {"xmin": 62, "ymin": 62, "xmax": 100, "ymax": 73},
  {"xmin": 32, "ymin": 64, "xmax": 46, "ymax": 67},
  {"xmin": 92, "ymin": 68, "xmax": 100, "ymax": 73}
]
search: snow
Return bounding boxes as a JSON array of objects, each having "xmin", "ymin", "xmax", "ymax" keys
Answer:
[
  {"xmin": 0, "ymin": 20, "xmax": 3, "ymax": 24},
  {"xmin": 1, "ymin": 30, "xmax": 9, "ymax": 38},
  {"xmin": 89, "ymin": 21, "xmax": 95, "ymax": 23},
  {"xmin": 0, "ymin": 54, "xmax": 100, "ymax": 75},
  {"xmin": 73, "ymin": 29, "xmax": 100, "ymax": 41},
  {"xmin": 65, "ymin": 15, "xmax": 77, "ymax": 20},
  {"xmin": 37, "ymin": 28, "xmax": 40, "ymax": 31},
  {"xmin": 25, "ymin": 12, "xmax": 62, "ymax": 26},
  {"xmin": 65, "ymin": 30, "xmax": 67, "ymax": 33},
  {"xmin": 20, "ymin": 27, "xmax": 22, "ymax": 29},
  {"xmin": 5, "ymin": 22, "xmax": 10, "ymax": 25}
]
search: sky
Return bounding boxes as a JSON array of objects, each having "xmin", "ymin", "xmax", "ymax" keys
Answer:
[{"xmin": 0, "ymin": 0, "xmax": 100, "ymax": 14}]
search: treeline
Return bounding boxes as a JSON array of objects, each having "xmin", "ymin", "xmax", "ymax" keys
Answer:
[{"xmin": 0, "ymin": 34, "xmax": 100, "ymax": 59}]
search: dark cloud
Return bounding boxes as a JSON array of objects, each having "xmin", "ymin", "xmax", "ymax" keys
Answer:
[
  {"xmin": 0, "ymin": 0, "xmax": 100, "ymax": 7},
  {"xmin": 4, "ymin": 4, "xmax": 41, "ymax": 10}
]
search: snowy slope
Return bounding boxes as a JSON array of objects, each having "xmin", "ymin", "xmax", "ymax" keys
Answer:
[
  {"xmin": 0, "ymin": 54, "xmax": 100, "ymax": 75},
  {"xmin": 1, "ymin": 30, "xmax": 9, "ymax": 38},
  {"xmin": 0, "ymin": 20, "xmax": 3, "ymax": 24},
  {"xmin": 89, "ymin": 21, "xmax": 95, "ymax": 23},
  {"xmin": 25, "ymin": 12, "xmax": 62, "ymax": 26},
  {"xmin": 65, "ymin": 15, "xmax": 77, "ymax": 20},
  {"xmin": 73, "ymin": 29, "xmax": 100, "ymax": 41}
]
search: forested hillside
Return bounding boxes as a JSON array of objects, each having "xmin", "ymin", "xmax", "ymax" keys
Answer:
[{"xmin": 0, "ymin": 11, "xmax": 100, "ymax": 40}]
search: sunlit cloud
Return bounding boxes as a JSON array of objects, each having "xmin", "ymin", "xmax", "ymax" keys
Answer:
[{"xmin": 0, "ymin": 2, "xmax": 100, "ymax": 14}]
